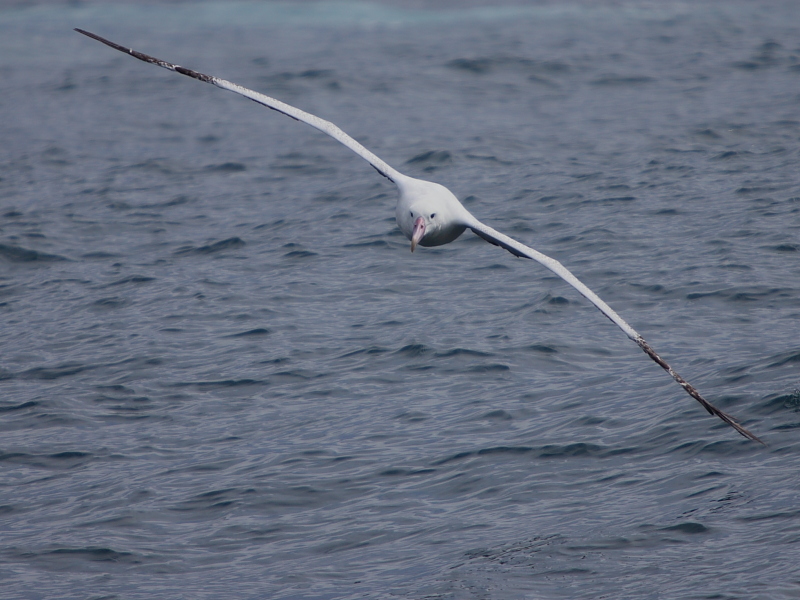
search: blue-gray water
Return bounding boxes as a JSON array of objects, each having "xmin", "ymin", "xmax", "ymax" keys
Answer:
[{"xmin": 2, "ymin": 1, "xmax": 800, "ymax": 598}]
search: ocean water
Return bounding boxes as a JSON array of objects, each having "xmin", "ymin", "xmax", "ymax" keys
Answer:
[{"xmin": 1, "ymin": 1, "xmax": 799, "ymax": 598}]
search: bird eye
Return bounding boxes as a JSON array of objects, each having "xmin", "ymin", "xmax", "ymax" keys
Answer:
[
  {"xmin": 409, "ymin": 211, "xmax": 413, "ymax": 217},
  {"xmin": 430, "ymin": 213, "xmax": 436, "ymax": 219}
]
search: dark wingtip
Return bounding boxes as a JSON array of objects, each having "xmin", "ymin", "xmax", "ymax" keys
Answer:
[
  {"xmin": 74, "ymin": 28, "xmax": 131, "ymax": 54},
  {"xmin": 75, "ymin": 28, "xmax": 101, "ymax": 42},
  {"xmin": 635, "ymin": 336, "xmax": 766, "ymax": 446}
]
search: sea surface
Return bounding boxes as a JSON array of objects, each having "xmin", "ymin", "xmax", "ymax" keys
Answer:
[{"xmin": 1, "ymin": 1, "xmax": 799, "ymax": 598}]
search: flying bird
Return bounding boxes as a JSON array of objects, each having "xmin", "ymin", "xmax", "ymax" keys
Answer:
[{"xmin": 75, "ymin": 28, "xmax": 763, "ymax": 444}]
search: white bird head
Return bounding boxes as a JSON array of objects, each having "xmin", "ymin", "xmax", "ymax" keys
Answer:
[{"xmin": 395, "ymin": 177, "xmax": 469, "ymax": 251}]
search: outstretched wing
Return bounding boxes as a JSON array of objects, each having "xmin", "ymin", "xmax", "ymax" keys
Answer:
[
  {"xmin": 469, "ymin": 219, "xmax": 638, "ymax": 339},
  {"xmin": 467, "ymin": 218, "xmax": 764, "ymax": 444},
  {"xmin": 75, "ymin": 29, "xmax": 402, "ymax": 183}
]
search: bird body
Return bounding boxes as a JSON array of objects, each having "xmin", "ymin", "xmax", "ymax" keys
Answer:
[
  {"xmin": 75, "ymin": 28, "xmax": 763, "ymax": 444},
  {"xmin": 396, "ymin": 176, "xmax": 469, "ymax": 248}
]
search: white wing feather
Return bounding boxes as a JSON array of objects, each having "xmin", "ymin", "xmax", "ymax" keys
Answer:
[{"xmin": 74, "ymin": 29, "xmax": 402, "ymax": 183}]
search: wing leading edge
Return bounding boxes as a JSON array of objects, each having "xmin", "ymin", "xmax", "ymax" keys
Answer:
[
  {"xmin": 74, "ymin": 28, "xmax": 401, "ymax": 183},
  {"xmin": 467, "ymin": 219, "xmax": 763, "ymax": 444}
]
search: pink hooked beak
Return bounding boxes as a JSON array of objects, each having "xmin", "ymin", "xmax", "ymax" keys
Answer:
[{"xmin": 410, "ymin": 216, "xmax": 425, "ymax": 252}]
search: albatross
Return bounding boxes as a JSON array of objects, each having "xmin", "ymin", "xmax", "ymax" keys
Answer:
[{"xmin": 75, "ymin": 28, "xmax": 763, "ymax": 444}]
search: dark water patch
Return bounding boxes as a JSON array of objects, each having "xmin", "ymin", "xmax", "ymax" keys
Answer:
[
  {"xmin": 773, "ymin": 422, "xmax": 800, "ymax": 431},
  {"xmin": 733, "ymin": 61, "xmax": 764, "ymax": 70},
  {"xmin": 575, "ymin": 415, "xmax": 607, "ymax": 426},
  {"xmin": 435, "ymin": 443, "xmax": 616, "ymax": 465},
  {"xmin": 446, "ymin": 57, "xmax": 495, "ymax": 74},
  {"xmin": 732, "ymin": 41, "xmax": 785, "ymax": 70},
  {"xmin": 715, "ymin": 150, "xmax": 752, "ymax": 160},
  {"xmin": 379, "ymin": 467, "xmax": 436, "ymax": 477},
  {"xmin": 395, "ymin": 344, "xmax": 431, "ymax": 357},
  {"xmin": 49, "ymin": 451, "xmax": 92, "ymax": 460},
  {"xmin": 0, "ymin": 400, "xmax": 38, "ymax": 412},
  {"xmin": 737, "ymin": 186, "xmax": 778, "ymax": 195},
  {"xmin": 96, "ymin": 411, "xmax": 152, "ymax": 423},
  {"xmin": 271, "ymin": 152, "xmax": 334, "ymax": 174},
  {"xmin": 204, "ymin": 162, "xmax": 247, "ymax": 173},
  {"xmin": 394, "ymin": 410, "xmax": 428, "ymax": 423},
  {"xmin": 480, "ymin": 409, "xmax": 513, "ymax": 421},
  {"xmin": 536, "ymin": 443, "xmax": 614, "ymax": 458},
  {"xmin": 695, "ymin": 128, "xmax": 722, "ymax": 139},
  {"xmin": 670, "ymin": 440, "xmax": 749, "ymax": 457},
  {"xmin": 93, "ymin": 297, "xmax": 127, "ymax": 309},
  {"xmin": 194, "ymin": 237, "xmax": 247, "ymax": 254},
  {"xmin": 446, "ymin": 56, "xmax": 569, "ymax": 76},
  {"xmin": 757, "ymin": 390, "xmax": 800, "ymax": 414},
  {"xmin": 32, "ymin": 546, "xmax": 139, "ymax": 564},
  {"xmin": 343, "ymin": 239, "xmax": 391, "ymax": 249},
  {"xmin": 129, "ymin": 159, "xmax": 174, "ymax": 175},
  {"xmin": 547, "ymin": 295, "xmax": 569, "ymax": 305},
  {"xmin": 341, "ymin": 346, "xmax": 390, "ymax": 358},
  {"xmin": 283, "ymin": 249, "xmax": 318, "ymax": 258},
  {"xmin": 764, "ymin": 243, "xmax": 798, "ymax": 252},
  {"xmin": 686, "ymin": 287, "xmax": 789, "ymax": 302},
  {"xmin": 630, "ymin": 282, "xmax": 666, "ymax": 293},
  {"xmin": 765, "ymin": 350, "xmax": 800, "ymax": 369},
  {"xmin": 258, "ymin": 357, "xmax": 290, "ymax": 366},
  {"xmin": 467, "ymin": 363, "xmax": 509, "ymax": 373},
  {"xmin": 175, "ymin": 237, "xmax": 246, "ymax": 255},
  {"xmin": 464, "ymin": 535, "xmax": 562, "ymax": 564},
  {"xmin": 81, "ymin": 251, "xmax": 122, "ymax": 260},
  {"xmin": 93, "ymin": 393, "xmax": 152, "ymax": 406},
  {"xmin": 106, "ymin": 275, "xmax": 156, "ymax": 287},
  {"xmin": 405, "ymin": 150, "xmax": 452, "ymax": 172},
  {"xmin": 141, "ymin": 194, "xmax": 195, "ymax": 209},
  {"xmin": 379, "ymin": 319, "xmax": 403, "ymax": 327},
  {"xmin": 0, "ymin": 244, "xmax": 67, "ymax": 263},
  {"xmin": 225, "ymin": 328, "xmax": 271, "ymax": 338},
  {"xmin": 164, "ymin": 460, "xmax": 237, "ymax": 475},
  {"xmin": 404, "ymin": 363, "xmax": 435, "ymax": 372},
  {"xmin": 598, "ymin": 196, "xmax": 636, "ymax": 203},
  {"xmin": 738, "ymin": 509, "xmax": 800, "ymax": 523},
  {"xmin": 21, "ymin": 363, "xmax": 90, "ymax": 380},
  {"xmin": 273, "ymin": 68, "xmax": 335, "ymax": 81},
  {"xmin": 172, "ymin": 488, "xmax": 241, "ymax": 512},
  {"xmin": 105, "ymin": 200, "xmax": 135, "ymax": 216},
  {"xmin": 0, "ymin": 451, "xmax": 94, "ymax": 469},
  {"xmin": 464, "ymin": 153, "xmax": 512, "ymax": 164},
  {"xmin": 527, "ymin": 344, "xmax": 558, "ymax": 354},
  {"xmin": 695, "ymin": 471, "xmax": 727, "ymax": 480},
  {"xmin": 95, "ymin": 384, "xmax": 133, "ymax": 393},
  {"xmin": 571, "ymin": 171, "xmax": 602, "ymax": 181},
  {"xmin": 660, "ymin": 522, "xmax": 709, "ymax": 534},
  {"xmin": 435, "ymin": 348, "xmax": 492, "ymax": 358},
  {"xmin": 272, "ymin": 370, "xmax": 315, "ymax": 381},
  {"xmin": 591, "ymin": 75, "xmax": 654, "ymax": 85},
  {"xmin": 471, "ymin": 262, "xmax": 510, "ymax": 271},
  {"xmin": 253, "ymin": 218, "xmax": 287, "ymax": 231},
  {"xmin": 171, "ymin": 379, "xmax": 263, "ymax": 389}
]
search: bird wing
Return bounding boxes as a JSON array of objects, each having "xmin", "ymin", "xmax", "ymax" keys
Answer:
[
  {"xmin": 468, "ymin": 219, "xmax": 639, "ymax": 339},
  {"xmin": 74, "ymin": 29, "xmax": 402, "ymax": 183},
  {"xmin": 467, "ymin": 218, "xmax": 764, "ymax": 444}
]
